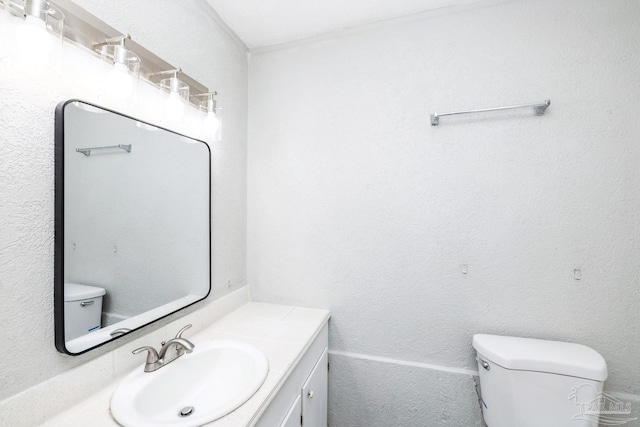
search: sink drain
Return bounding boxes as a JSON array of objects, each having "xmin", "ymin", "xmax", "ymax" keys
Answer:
[{"xmin": 179, "ymin": 406, "xmax": 195, "ymax": 417}]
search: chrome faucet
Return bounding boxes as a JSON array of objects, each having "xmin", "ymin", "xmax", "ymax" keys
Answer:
[{"xmin": 132, "ymin": 324, "xmax": 195, "ymax": 372}]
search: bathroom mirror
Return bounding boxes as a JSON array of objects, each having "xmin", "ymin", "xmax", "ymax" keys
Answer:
[{"xmin": 54, "ymin": 100, "xmax": 211, "ymax": 355}]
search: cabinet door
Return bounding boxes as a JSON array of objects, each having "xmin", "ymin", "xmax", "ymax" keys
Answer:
[
  {"xmin": 280, "ymin": 395, "xmax": 302, "ymax": 427},
  {"xmin": 301, "ymin": 348, "xmax": 328, "ymax": 427}
]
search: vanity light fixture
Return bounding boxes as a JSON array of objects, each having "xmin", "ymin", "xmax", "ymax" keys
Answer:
[
  {"xmin": 99, "ymin": 35, "xmax": 140, "ymax": 101},
  {"xmin": 196, "ymin": 92, "xmax": 222, "ymax": 141},
  {"xmin": 6, "ymin": 0, "xmax": 64, "ymax": 67},
  {"xmin": 158, "ymin": 69, "xmax": 189, "ymax": 121},
  {"xmin": 4, "ymin": 0, "xmax": 212, "ymax": 112}
]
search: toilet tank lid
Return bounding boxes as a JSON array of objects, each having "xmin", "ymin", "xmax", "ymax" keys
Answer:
[
  {"xmin": 64, "ymin": 283, "xmax": 106, "ymax": 302},
  {"xmin": 473, "ymin": 334, "xmax": 607, "ymax": 381}
]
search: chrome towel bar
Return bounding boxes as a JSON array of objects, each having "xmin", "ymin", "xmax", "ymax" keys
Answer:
[
  {"xmin": 430, "ymin": 99, "xmax": 550, "ymax": 126},
  {"xmin": 76, "ymin": 144, "xmax": 132, "ymax": 156}
]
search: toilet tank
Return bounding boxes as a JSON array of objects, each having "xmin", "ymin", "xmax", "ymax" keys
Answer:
[
  {"xmin": 64, "ymin": 283, "xmax": 106, "ymax": 341},
  {"xmin": 473, "ymin": 334, "xmax": 607, "ymax": 427}
]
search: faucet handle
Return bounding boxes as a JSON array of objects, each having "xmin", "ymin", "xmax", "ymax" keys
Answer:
[
  {"xmin": 132, "ymin": 346, "xmax": 160, "ymax": 364},
  {"xmin": 174, "ymin": 324, "xmax": 192, "ymax": 339},
  {"xmin": 133, "ymin": 346, "xmax": 162, "ymax": 373}
]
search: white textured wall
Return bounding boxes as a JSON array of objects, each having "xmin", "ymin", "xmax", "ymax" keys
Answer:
[
  {"xmin": 247, "ymin": 0, "xmax": 640, "ymax": 424},
  {"xmin": 0, "ymin": 0, "xmax": 247, "ymax": 402}
]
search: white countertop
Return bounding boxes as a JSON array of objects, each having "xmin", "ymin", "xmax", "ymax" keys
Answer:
[{"xmin": 40, "ymin": 302, "xmax": 330, "ymax": 427}]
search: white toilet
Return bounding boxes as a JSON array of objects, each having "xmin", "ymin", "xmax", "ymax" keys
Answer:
[
  {"xmin": 64, "ymin": 283, "xmax": 106, "ymax": 341},
  {"xmin": 473, "ymin": 334, "xmax": 608, "ymax": 427}
]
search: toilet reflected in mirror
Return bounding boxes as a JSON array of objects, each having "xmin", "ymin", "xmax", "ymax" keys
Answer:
[{"xmin": 64, "ymin": 283, "xmax": 106, "ymax": 341}]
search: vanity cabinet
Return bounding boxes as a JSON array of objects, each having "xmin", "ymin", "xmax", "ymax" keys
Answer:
[
  {"xmin": 255, "ymin": 324, "xmax": 328, "ymax": 427},
  {"xmin": 300, "ymin": 349, "xmax": 328, "ymax": 427}
]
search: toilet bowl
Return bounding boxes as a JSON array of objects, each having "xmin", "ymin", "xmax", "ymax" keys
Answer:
[
  {"xmin": 64, "ymin": 282, "xmax": 106, "ymax": 341},
  {"xmin": 473, "ymin": 334, "xmax": 607, "ymax": 427}
]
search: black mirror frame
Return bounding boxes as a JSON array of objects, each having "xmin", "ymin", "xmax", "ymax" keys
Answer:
[{"xmin": 54, "ymin": 99, "xmax": 212, "ymax": 355}]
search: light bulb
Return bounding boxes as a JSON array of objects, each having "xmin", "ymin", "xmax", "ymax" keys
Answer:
[
  {"xmin": 15, "ymin": 15, "xmax": 53, "ymax": 66},
  {"xmin": 202, "ymin": 111, "xmax": 220, "ymax": 136},
  {"xmin": 105, "ymin": 62, "xmax": 134, "ymax": 100},
  {"xmin": 165, "ymin": 91, "xmax": 185, "ymax": 120}
]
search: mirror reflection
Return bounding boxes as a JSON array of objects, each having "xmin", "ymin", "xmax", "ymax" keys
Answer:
[{"xmin": 55, "ymin": 100, "xmax": 211, "ymax": 354}]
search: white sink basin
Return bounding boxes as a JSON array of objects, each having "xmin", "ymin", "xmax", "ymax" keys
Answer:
[{"xmin": 111, "ymin": 340, "xmax": 269, "ymax": 427}]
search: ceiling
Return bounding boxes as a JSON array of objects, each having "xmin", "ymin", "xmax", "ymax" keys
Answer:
[{"xmin": 207, "ymin": 0, "xmax": 487, "ymax": 49}]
